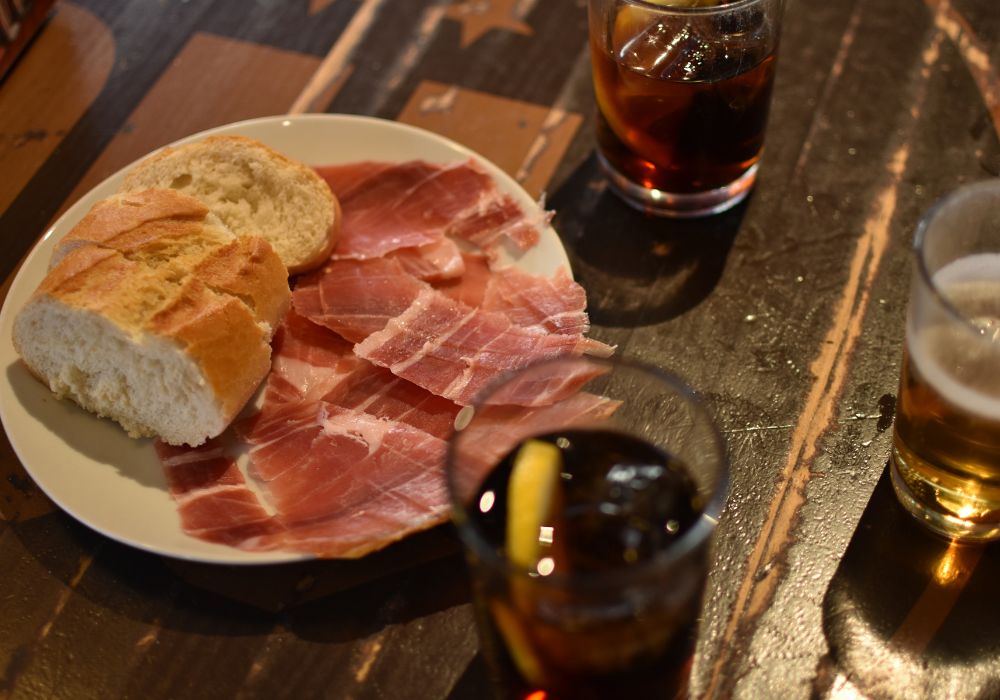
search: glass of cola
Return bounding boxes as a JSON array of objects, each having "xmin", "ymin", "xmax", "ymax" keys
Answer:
[{"xmin": 446, "ymin": 355, "xmax": 728, "ymax": 699}]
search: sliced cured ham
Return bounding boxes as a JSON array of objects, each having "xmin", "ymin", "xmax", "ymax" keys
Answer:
[
  {"xmin": 296, "ymin": 252, "xmax": 600, "ymax": 350},
  {"xmin": 265, "ymin": 308, "xmax": 363, "ymax": 404},
  {"xmin": 389, "ymin": 238, "xmax": 465, "ymax": 282},
  {"xmin": 483, "ymin": 265, "xmax": 591, "ymax": 335},
  {"xmin": 236, "ymin": 310, "xmax": 365, "ymax": 443},
  {"xmin": 322, "ymin": 160, "xmax": 487, "ymax": 259},
  {"xmin": 447, "ymin": 194, "xmax": 544, "ymax": 254},
  {"xmin": 247, "ymin": 310, "xmax": 461, "ymax": 441},
  {"xmin": 436, "ymin": 253, "xmax": 491, "ymax": 307},
  {"xmin": 325, "ymin": 363, "xmax": 461, "ymax": 440},
  {"xmin": 156, "ymin": 440, "xmax": 281, "ymax": 547},
  {"xmin": 317, "ymin": 160, "xmax": 542, "ymax": 260},
  {"xmin": 315, "ymin": 161, "xmax": 394, "ymax": 200},
  {"xmin": 355, "ymin": 287, "xmax": 610, "ymax": 406},
  {"xmin": 292, "ymin": 258, "xmax": 424, "ymax": 343},
  {"xmin": 157, "ymin": 411, "xmax": 451, "ymax": 557},
  {"xmin": 246, "ymin": 403, "xmax": 449, "ymax": 548}
]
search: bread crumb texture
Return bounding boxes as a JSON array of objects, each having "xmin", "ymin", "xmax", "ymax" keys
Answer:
[{"xmin": 120, "ymin": 136, "xmax": 338, "ymax": 274}]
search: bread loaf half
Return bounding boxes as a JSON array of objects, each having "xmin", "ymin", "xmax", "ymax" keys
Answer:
[
  {"xmin": 13, "ymin": 189, "xmax": 291, "ymax": 446},
  {"xmin": 120, "ymin": 135, "xmax": 340, "ymax": 274}
]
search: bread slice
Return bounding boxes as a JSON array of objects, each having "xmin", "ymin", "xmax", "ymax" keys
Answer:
[
  {"xmin": 119, "ymin": 135, "xmax": 340, "ymax": 274},
  {"xmin": 13, "ymin": 190, "xmax": 291, "ymax": 446}
]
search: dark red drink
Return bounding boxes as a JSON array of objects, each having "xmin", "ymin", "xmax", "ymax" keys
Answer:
[
  {"xmin": 588, "ymin": 0, "xmax": 782, "ymax": 214},
  {"xmin": 593, "ymin": 47, "xmax": 775, "ymax": 193},
  {"xmin": 468, "ymin": 429, "xmax": 707, "ymax": 699}
]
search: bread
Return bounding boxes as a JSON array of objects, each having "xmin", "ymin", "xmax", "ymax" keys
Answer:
[
  {"xmin": 13, "ymin": 188, "xmax": 291, "ymax": 446},
  {"xmin": 119, "ymin": 135, "xmax": 340, "ymax": 274},
  {"xmin": 49, "ymin": 188, "xmax": 235, "ymax": 268}
]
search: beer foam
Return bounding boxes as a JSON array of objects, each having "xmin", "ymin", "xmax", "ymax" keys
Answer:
[
  {"xmin": 934, "ymin": 253, "xmax": 1000, "ymax": 286},
  {"xmin": 909, "ymin": 254, "xmax": 1000, "ymax": 421}
]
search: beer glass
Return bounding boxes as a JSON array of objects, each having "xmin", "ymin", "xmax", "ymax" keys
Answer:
[
  {"xmin": 446, "ymin": 356, "xmax": 728, "ymax": 698},
  {"xmin": 589, "ymin": 0, "xmax": 784, "ymax": 217},
  {"xmin": 890, "ymin": 180, "xmax": 1000, "ymax": 542}
]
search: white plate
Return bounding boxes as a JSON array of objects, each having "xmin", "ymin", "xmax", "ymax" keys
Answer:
[{"xmin": 0, "ymin": 114, "xmax": 570, "ymax": 564}]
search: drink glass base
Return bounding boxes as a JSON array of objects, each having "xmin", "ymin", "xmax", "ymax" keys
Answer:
[
  {"xmin": 890, "ymin": 450, "xmax": 1000, "ymax": 543},
  {"xmin": 597, "ymin": 155, "xmax": 758, "ymax": 218}
]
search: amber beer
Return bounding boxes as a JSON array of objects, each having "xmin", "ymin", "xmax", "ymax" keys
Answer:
[{"xmin": 890, "ymin": 255, "xmax": 1000, "ymax": 541}]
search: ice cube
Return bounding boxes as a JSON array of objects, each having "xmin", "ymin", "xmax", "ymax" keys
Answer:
[
  {"xmin": 613, "ymin": 8, "xmax": 720, "ymax": 81},
  {"xmin": 714, "ymin": 6, "xmax": 765, "ymax": 36},
  {"xmin": 561, "ymin": 452, "xmax": 701, "ymax": 571}
]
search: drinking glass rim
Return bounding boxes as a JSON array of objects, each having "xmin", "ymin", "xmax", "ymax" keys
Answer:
[
  {"xmin": 913, "ymin": 179, "xmax": 1000, "ymax": 343},
  {"xmin": 445, "ymin": 354, "xmax": 729, "ymax": 589},
  {"xmin": 618, "ymin": 0, "xmax": 772, "ymax": 15}
]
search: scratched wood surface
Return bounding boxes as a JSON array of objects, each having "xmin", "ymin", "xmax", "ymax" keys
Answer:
[{"xmin": 1, "ymin": 0, "xmax": 999, "ymax": 698}]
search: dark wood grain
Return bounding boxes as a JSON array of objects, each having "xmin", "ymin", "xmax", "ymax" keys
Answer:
[{"xmin": 1, "ymin": 0, "xmax": 999, "ymax": 697}]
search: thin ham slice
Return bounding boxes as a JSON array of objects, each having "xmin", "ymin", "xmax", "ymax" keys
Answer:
[
  {"xmin": 389, "ymin": 238, "xmax": 465, "ymax": 281},
  {"xmin": 436, "ymin": 252, "xmax": 491, "ymax": 307},
  {"xmin": 317, "ymin": 160, "xmax": 542, "ymax": 260},
  {"xmin": 270, "ymin": 501, "xmax": 446, "ymax": 558},
  {"xmin": 296, "ymin": 252, "xmax": 605, "ymax": 354},
  {"xmin": 156, "ymin": 392, "xmax": 617, "ymax": 556},
  {"xmin": 156, "ymin": 440, "xmax": 281, "ymax": 547},
  {"xmin": 236, "ymin": 310, "xmax": 366, "ymax": 442},
  {"xmin": 447, "ymin": 194, "xmax": 544, "ymax": 254},
  {"xmin": 245, "ymin": 403, "xmax": 449, "ymax": 552},
  {"xmin": 157, "ymin": 407, "xmax": 451, "ymax": 557},
  {"xmin": 322, "ymin": 160, "xmax": 488, "ymax": 259},
  {"xmin": 316, "ymin": 161, "xmax": 395, "ymax": 200},
  {"xmin": 292, "ymin": 258, "xmax": 424, "ymax": 343},
  {"xmin": 325, "ymin": 363, "xmax": 461, "ymax": 440},
  {"xmin": 355, "ymin": 287, "xmax": 610, "ymax": 406},
  {"xmin": 483, "ymin": 265, "xmax": 591, "ymax": 335},
  {"xmin": 266, "ymin": 308, "xmax": 362, "ymax": 404},
  {"xmin": 244, "ymin": 310, "xmax": 462, "ymax": 442}
]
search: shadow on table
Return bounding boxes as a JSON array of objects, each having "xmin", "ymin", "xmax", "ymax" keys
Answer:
[
  {"xmin": 14, "ymin": 510, "xmax": 468, "ymax": 639},
  {"xmin": 816, "ymin": 464, "xmax": 1000, "ymax": 699},
  {"xmin": 549, "ymin": 154, "xmax": 744, "ymax": 329},
  {"xmin": 447, "ymin": 652, "xmax": 493, "ymax": 700}
]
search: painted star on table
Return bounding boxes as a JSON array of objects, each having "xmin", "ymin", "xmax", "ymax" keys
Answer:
[
  {"xmin": 308, "ymin": 0, "xmax": 336, "ymax": 15},
  {"xmin": 445, "ymin": 0, "xmax": 534, "ymax": 48}
]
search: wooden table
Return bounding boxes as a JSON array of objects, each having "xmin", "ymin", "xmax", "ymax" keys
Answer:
[{"xmin": 2, "ymin": 1, "xmax": 999, "ymax": 697}]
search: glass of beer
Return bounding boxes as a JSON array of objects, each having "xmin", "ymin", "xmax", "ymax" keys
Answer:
[
  {"xmin": 446, "ymin": 356, "xmax": 728, "ymax": 698},
  {"xmin": 890, "ymin": 180, "xmax": 1000, "ymax": 542},
  {"xmin": 589, "ymin": 0, "xmax": 784, "ymax": 217}
]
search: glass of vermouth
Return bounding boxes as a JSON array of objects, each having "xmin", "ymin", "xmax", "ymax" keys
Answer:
[
  {"xmin": 589, "ymin": 0, "xmax": 784, "ymax": 217},
  {"xmin": 890, "ymin": 180, "xmax": 1000, "ymax": 542},
  {"xmin": 447, "ymin": 356, "xmax": 728, "ymax": 699}
]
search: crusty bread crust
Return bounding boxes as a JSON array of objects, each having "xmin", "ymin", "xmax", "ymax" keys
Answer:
[
  {"xmin": 51, "ymin": 189, "xmax": 221, "ymax": 267},
  {"xmin": 120, "ymin": 135, "xmax": 340, "ymax": 274},
  {"xmin": 147, "ymin": 277, "xmax": 273, "ymax": 422},
  {"xmin": 190, "ymin": 236, "xmax": 291, "ymax": 335},
  {"xmin": 13, "ymin": 190, "xmax": 291, "ymax": 446}
]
